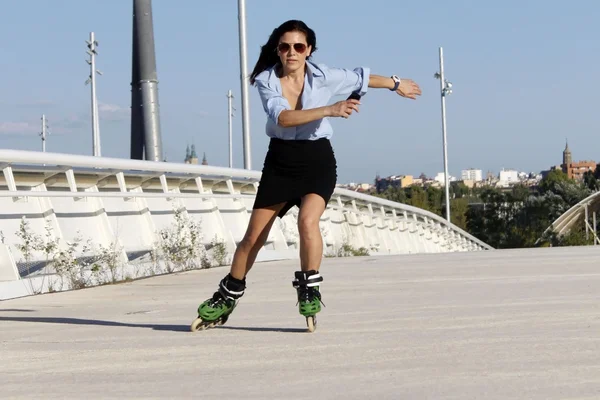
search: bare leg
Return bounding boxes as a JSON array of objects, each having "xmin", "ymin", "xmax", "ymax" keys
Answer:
[
  {"xmin": 229, "ymin": 202, "xmax": 286, "ymax": 280},
  {"xmin": 297, "ymin": 194, "xmax": 327, "ymax": 272}
]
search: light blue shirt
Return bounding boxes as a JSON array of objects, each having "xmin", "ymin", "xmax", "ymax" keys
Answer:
[{"xmin": 254, "ymin": 61, "xmax": 370, "ymax": 140}]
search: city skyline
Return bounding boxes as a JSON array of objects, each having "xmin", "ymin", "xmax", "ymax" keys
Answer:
[
  {"xmin": 0, "ymin": 1, "xmax": 598, "ymax": 184},
  {"xmin": 368, "ymin": 140, "xmax": 595, "ymax": 184}
]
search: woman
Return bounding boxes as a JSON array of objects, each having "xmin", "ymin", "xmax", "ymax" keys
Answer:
[{"xmin": 191, "ymin": 19, "xmax": 421, "ymax": 332}]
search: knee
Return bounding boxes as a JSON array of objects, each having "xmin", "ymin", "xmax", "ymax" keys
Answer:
[
  {"xmin": 298, "ymin": 215, "xmax": 321, "ymax": 239},
  {"xmin": 239, "ymin": 231, "xmax": 266, "ymax": 251}
]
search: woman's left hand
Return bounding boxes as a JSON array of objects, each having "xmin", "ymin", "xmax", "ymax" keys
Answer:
[{"xmin": 396, "ymin": 79, "xmax": 422, "ymax": 100}]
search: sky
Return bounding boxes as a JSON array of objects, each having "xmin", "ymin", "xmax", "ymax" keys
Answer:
[{"xmin": 0, "ymin": 0, "xmax": 599, "ymax": 184}]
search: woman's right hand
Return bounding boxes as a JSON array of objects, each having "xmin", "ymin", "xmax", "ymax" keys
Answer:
[{"xmin": 326, "ymin": 99, "xmax": 360, "ymax": 118}]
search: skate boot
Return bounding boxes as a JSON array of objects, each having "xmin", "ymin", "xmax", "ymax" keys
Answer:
[
  {"xmin": 190, "ymin": 273, "xmax": 246, "ymax": 332},
  {"xmin": 292, "ymin": 270, "xmax": 324, "ymax": 332}
]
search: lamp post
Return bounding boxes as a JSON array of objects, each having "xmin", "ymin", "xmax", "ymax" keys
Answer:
[
  {"xmin": 40, "ymin": 114, "xmax": 49, "ymax": 152},
  {"xmin": 237, "ymin": 0, "xmax": 251, "ymax": 170},
  {"xmin": 227, "ymin": 90, "xmax": 236, "ymax": 168},
  {"xmin": 434, "ymin": 47, "xmax": 453, "ymax": 222},
  {"xmin": 85, "ymin": 32, "xmax": 103, "ymax": 157}
]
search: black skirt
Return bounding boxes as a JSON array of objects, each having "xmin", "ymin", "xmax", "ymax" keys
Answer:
[{"xmin": 253, "ymin": 137, "xmax": 337, "ymax": 218}]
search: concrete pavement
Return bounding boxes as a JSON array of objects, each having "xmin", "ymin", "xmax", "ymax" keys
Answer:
[{"xmin": 2, "ymin": 246, "xmax": 600, "ymax": 399}]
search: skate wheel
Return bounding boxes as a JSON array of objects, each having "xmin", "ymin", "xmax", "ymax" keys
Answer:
[
  {"xmin": 190, "ymin": 317, "xmax": 204, "ymax": 332},
  {"xmin": 190, "ymin": 317, "xmax": 217, "ymax": 332},
  {"xmin": 306, "ymin": 316, "xmax": 317, "ymax": 333}
]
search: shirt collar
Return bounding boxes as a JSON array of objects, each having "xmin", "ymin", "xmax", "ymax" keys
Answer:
[
  {"xmin": 267, "ymin": 60, "xmax": 323, "ymax": 85},
  {"xmin": 305, "ymin": 60, "xmax": 323, "ymax": 77}
]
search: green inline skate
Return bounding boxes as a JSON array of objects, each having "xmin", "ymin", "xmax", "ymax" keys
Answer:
[
  {"xmin": 292, "ymin": 270, "xmax": 324, "ymax": 333},
  {"xmin": 190, "ymin": 273, "xmax": 246, "ymax": 332}
]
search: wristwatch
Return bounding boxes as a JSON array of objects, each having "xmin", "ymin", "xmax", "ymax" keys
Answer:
[{"xmin": 390, "ymin": 75, "xmax": 401, "ymax": 91}]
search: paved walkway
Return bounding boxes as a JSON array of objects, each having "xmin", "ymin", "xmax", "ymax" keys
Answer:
[{"xmin": 2, "ymin": 246, "xmax": 600, "ymax": 399}]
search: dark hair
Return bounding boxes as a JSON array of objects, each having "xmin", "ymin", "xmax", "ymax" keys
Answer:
[{"xmin": 249, "ymin": 20, "xmax": 317, "ymax": 85}]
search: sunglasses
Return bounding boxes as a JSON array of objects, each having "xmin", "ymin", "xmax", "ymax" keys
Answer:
[{"xmin": 277, "ymin": 42, "xmax": 307, "ymax": 54}]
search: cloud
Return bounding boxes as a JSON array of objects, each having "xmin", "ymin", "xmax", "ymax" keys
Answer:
[
  {"xmin": 98, "ymin": 102, "xmax": 130, "ymax": 121},
  {"xmin": 98, "ymin": 103, "xmax": 127, "ymax": 113},
  {"xmin": 0, "ymin": 101, "xmax": 131, "ymax": 137},
  {"xmin": 54, "ymin": 114, "xmax": 88, "ymax": 131},
  {"xmin": 0, "ymin": 115, "xmax": 89, "ymax": 136},
  {"xmin": 0, "ymin": 100, "xmax": 56, "ymax": 108},
  {"xmin": 0, "ymin": 121, "xmax": 39, "ymax": 135},
  {"xmin": 18, "ymin": 100, "xmax": 56, "ymax": 108}
]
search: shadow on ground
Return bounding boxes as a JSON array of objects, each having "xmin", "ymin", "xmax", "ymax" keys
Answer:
[
  {"xmin": 217, "ymin": 326, "xmax": 306, "ymax": 333},
  {"xmin": 0, "ymin": 316, "xmax": 307, "ymax": 333}
]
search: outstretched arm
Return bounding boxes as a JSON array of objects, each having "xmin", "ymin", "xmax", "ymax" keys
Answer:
[
  {"xmin": 322, "ymin": 65, "xmax": 421, "ymax": 100},
  {"xmin": 369, "ymin": 74, "xmax": 422, "ymax": 100},
  {"xmin": 255, "ymin": 68, "xmax": 420, "ymax": 129},
  {"xmin": 275, "ymin": 74, "xmax": 422, "ymax": 127},
  {"xmin": 277, "ymin": 101, "xmax": 360, "ymax": 127},
  {"xmin": 368, "ymin": 75, "xmax": 396, "ymax": 90}
]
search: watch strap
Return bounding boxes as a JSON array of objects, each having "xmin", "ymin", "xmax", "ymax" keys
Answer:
[{"xmin": 390, "ymin": 75, "xmax": 401, "ymax": 91}]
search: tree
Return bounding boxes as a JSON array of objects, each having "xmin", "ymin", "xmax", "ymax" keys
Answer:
[
  {"xmin": 426, "ymin": 186, "xmax": 443, "ymax": 215},
  {"xmin": 405, "ymin": 186, "xmax": 429, "ymax": 211},
  {"xmin": 375, "ymin": 186, "xmax": 408, "ymax": 204},
  {"xmin": 583, "ymin": 170, "xmax": 599, "ymax": 191},
  {"xmin": 510, "ymin": 183, "xmax": 531, "ymax": 203},
  {"xmin": 451, "ymin": 181, "xmax": 469, "ymax": 199},
  {"xmin": 509, "ymin": 192, "xmax": 568, "ymax": 247},
  {"xmin": 538, "ymin": 169, "xmax": 571, "ymax": 194},
  {"xmin": 537, "ymin": 169, "xmax": 591, "ymax": 206},
  {"xmin": 553, "ymin": 180, "xmax": 592, "ymax": 207},
  {"xmin": 450, "ymin": 198, "xmax": 469, "ymax": 231},
  {"xmin": 465, "ymin": 187, "xmax": 510, "ymax": 248}
]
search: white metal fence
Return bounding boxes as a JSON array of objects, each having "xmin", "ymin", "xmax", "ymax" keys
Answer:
[{"xmin": 0, "ymin": 149, "xmax": 491, "ymax": 299}]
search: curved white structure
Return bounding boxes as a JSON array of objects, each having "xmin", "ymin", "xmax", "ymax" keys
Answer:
[
  {"xmin": 0, "ymin": 149, "xmax": 491, "ymax": 299},
  {"xmin": 544, "ymin": 190, "xmax": 600, "ymax": 243}
]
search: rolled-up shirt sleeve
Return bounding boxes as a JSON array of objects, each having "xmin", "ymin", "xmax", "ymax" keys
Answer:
[
  {"xmin": 255, "ymin": 76, "xmax": 291, "ymax": 125},
  {"xmin": 323, "ymin": 65, "xmax": 370, "ymax": 97}
]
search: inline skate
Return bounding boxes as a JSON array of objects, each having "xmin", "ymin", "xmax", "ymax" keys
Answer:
[
  {"xmin": 292, "ymin": 270, "xmax": 324, "ymax": 332},
  {"xmin": 190, "ymin": 273, "xmax": 245, "ymax": 332}
]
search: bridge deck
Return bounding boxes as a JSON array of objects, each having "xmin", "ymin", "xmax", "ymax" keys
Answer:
[{"xmin": 2, "ymin": 246, "xmax": 600, "ymax": 399}]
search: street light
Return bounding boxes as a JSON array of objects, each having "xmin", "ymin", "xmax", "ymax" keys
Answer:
[
  {"xmin": 227, "ymin": 89, "xmax": 236, "ymax": 168},
  {"xmin": 40, "ymin": 114, "xmax": 50, "ymax": 153},
  {"xmin": 237, "ymin": 0, "xmax": 251, "ymax": 170},
  {"xmin": 85, "ymin": 32, "xmax": 102, "ymax": 157},
  {"xmin": 434, "ymin": 47, "xmax": 453, "ymax": 222}
]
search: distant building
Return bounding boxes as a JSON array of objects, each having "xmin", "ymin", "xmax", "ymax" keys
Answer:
[
  {"xmin": 184, "ymin": 144, "xmax": 199, "ymax": 164},
  {"xmin": 412, "ymin": 178, "xmax": 423, "ymax": 186},
  {"xmin": 517, "ymin": 171, "xmax": 529, "ymax": 180},
  {"xmin": 461, "ymin": 179, "xmax": 475, "ymax": 188},
  {"xmin": 498, "ymin": 169, "xmax": 519, "ymax": 187},
  {"xmin": 347, "ymin": 183, "xmax": 372, "ymax": 191},
  {"xmin": 397, "ymin": 175, "xmax": 413, "ymax": 187},
  {"xmin": 461, "ymin": 169, "xmax": 483, "ymax": 182},
  {"xmin": 561, "ymin": 140, "xmax": 595, "ymax": 181},
  {"xmin": 434, "ymin": 172, "xmax": 457, "ymax": 186},
  {"xmin": 374, "ymin": 174, "xmax": 413, "ymax": 192},
  {"xmin": 542, "ymin": 167, "xmax": 561, "ymax": 179}
]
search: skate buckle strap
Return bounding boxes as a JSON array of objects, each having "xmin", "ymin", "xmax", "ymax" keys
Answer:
[
  {"xmin": 218, "ymin": 275, "xmax": 246, "ymax": 300},
  {"xmin": 292, "ymin": 272, "xmax": 323, "ymax": 289}
]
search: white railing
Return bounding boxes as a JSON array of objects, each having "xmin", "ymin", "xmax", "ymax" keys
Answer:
[{"xmin": 0, "ymin": 149, "xmax": 491, "ymax": 299}]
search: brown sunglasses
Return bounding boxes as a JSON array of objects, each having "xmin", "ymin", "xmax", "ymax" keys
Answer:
[{"xmin": 277, "ymin": 42, "xmax": 307, "ymax": 54}]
